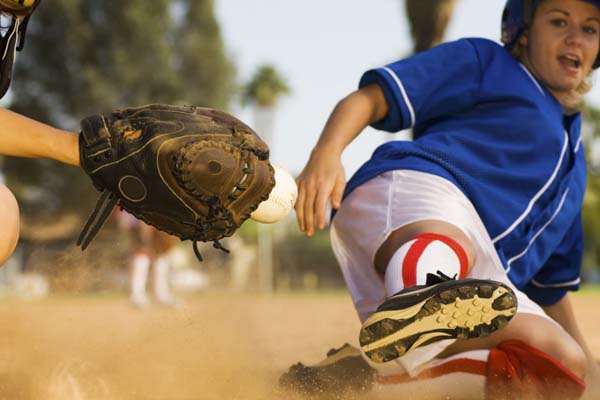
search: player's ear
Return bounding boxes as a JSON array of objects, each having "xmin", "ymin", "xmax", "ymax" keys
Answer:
[{"xmin": 518, "ymin": 31, "xmax": 529, "ymax": 47}]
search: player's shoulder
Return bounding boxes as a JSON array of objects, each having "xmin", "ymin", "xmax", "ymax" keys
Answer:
[
  {"xmin": 461, "ymin": 37, "xmax": 502, "ymax": 48},
  {"xmin": 457, "ymin": 37, "xmax": 517, "ymax": 68},
  {"xmin": 433, "ymin": 37, "xmax": 508, "ymax": 60},
  {"xmin": 457, "ymin": 37, "xmax": 509, "ymax": 57},
  {"xmin": 436, "ymin": 37, "xmax": 500, "ymax": 49}
]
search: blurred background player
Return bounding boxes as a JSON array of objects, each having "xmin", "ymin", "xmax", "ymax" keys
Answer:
[
  {"xmin": 115, "ymin": 208, "xmax": 180, "ymax": 307},
  {"xmin": 291, "ymin": 0, "xmax": 600, "ymax": 398}
]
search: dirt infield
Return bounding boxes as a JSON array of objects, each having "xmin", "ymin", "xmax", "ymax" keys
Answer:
[{"xmin": 0, "ymin": 291, "xmax": 598, "ymax": 400}]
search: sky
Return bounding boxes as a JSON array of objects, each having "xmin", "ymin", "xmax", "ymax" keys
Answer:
[{"xmin": 216, "ymin": 0, "xmax": 600, "ymax": 178}]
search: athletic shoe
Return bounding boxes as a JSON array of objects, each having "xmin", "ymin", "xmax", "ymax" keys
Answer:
[
  {"xmin": 279, "ymin": 343, "xmax": 376, "ymax": 396},
  {"xmin": 359, "ymin": 272, "xmax": 518, "ymax": 363}
]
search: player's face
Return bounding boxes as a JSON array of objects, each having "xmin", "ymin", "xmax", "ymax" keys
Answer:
[{"xmin": 522, "ymin": 0, "xmax": 600, "ymax": 96}]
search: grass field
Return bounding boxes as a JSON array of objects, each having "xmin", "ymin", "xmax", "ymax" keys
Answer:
[{"xmin": 0, "ymin": 290, "xmax": 598, "ymax": 400}]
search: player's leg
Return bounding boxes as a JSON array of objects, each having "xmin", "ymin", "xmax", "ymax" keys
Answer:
[
  {"xmin": 281, "ymin": 340, "xmax": 585, "ymax": 399},
  {"xmin": 362, "ymin": 221, "xmax": 586, "ymax": 380},
  {"xmin": 281, "ymin": 334, "xmax": 585, "ymax": 399},
  {"xmin": 375, "ymin": 340, "xmax": 584, "ymax": 400},
  {"xmin": 129, "ymin": 223, "xmax": 160, "ymax": 307},
  {"xmin": 333, "ymin": 170, "xmax": 585, "ymax": 379},
  {"xmin": 152, "ymin": 253, "xmax": 181, "ymax": 306},
  {"xmin": 130, "ymin": 251, "xmax": 150, "ymax": 306},
  {"xmin": 373, "ymin": 219, "xmax": 476, "ymax": 277},
  {"xmin": 280, "ymin": 342, "xmax": 488, "ymax": 399},
  {"xmin": 289, "ymin": 225, "xmax": 584, "ymax": 397},
  {"xmin": 285, "ymin": 170, "xmax": 584, "ymax": 397},
  {"xmin": 151, "ymin": 229, "xmax": 179, "ymax": 305},
  {"xmin": 373, "ymin": 349, "xmax": 488, "ymax": 400},
  {"xmin": 438, "ymin": 311, "xmax": 587, "ymax": 379},
  {"xmin": 362, "ymin": 222, "xmax": 586, "ymax": 381},
  {"xmin": 328, "ymin": 170, "xmax": 516, "ymax": 370},
  {"xmin": 360, "ymin": 220, "xmax": 518, "ymax": 363},
  {"xmin": 0, "ymin": 184, "xmax": 19, "ymax": 266}
]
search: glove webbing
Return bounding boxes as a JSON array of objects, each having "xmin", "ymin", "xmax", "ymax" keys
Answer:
[
  {"xmin": 77, "ymin": 190, "xmax": 231, "ymax": 262},
  {"xmin": 189, "ymin": 196, "xmax": 231, "ymax": 261},
  {"xmin": 77, "ymin": 189, "xmax": 119, "ymax": 250},
  {"xmin": 192, "ymin": 239, "xmax": 230, "ymax": 262}
]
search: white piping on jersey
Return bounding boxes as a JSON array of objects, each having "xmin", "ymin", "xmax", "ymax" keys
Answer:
[
  {"xmin": 531, "ymin": 277, "xmax": 580, "ymax": 288},
  {"xmin": 574, "ymin": 135, "xmax": 583, "ymax": 153},
  {"xmin": 382, "ymin": 67, "xmax": 416, "ymax": 129},
  {"xmin": 493, "ymin": 131, "xmax": 569, "ymax": 244},
  {"xmin": 505, "ymin": 189, "xmax": 569, "ymax": 273},
  {"xmin": 519, "ymin": 63, "xmax": 545, "ymax": 95},
  {"xmin": 516, "ymin": 64, "xmax": 584, "ymax": 153}
]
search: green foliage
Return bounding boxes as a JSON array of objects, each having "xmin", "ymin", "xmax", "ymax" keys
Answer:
[
  {"xmin": 176, "ymin": 0, "xmax": 235, "ymax": 109},
  {"xmin": 3, "ymin": 0, "xmax": 236, "ymax": 221},
  {"xmin": 242, "ymin": 64, "xmax": 290, "ymax": 107}
]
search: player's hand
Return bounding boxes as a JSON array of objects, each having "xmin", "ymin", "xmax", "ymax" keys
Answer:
[{"xmin": 295, "ymin": 148, "xmax": 346, "ymax": 237}]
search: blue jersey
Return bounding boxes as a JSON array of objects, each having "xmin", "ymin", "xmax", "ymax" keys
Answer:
[{"xmin": 344, "ymin": 38, "xmax": 587, "ymax": 306}]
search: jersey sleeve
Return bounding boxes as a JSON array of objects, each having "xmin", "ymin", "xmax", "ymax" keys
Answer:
[
  {"xmin": 522, "ymin": 213, "xmax": 583, "ymax": 306},
  {"xmin": 359, "ymin": 38, "xmax": 483, "ymax": 132}
]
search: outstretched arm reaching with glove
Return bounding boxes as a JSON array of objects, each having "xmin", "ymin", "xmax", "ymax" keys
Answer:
[
  {"xmin": 77, "ymin": 104, "xmax": 276, "ymax": 261},
  {"xmin": 0, "ymin": 107, "xmax": 80, "ymax": 266},
  {"xmin": 0, "ymin": 107, "xmax": 79, "ymax": 165}
]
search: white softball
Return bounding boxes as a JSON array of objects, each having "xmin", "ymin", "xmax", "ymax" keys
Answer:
[{"xmin": 251, "ymin": 165, "xmax": 297, "ymax": 224}]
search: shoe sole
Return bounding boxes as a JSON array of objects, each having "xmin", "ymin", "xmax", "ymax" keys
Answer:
[{"xmin": 359, "ymin": 280, "xmax": 517, "ymax": 363}]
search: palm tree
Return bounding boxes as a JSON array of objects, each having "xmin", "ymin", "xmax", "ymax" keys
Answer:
[
  {"xmin": 393, "ymin": 0, "xmax": 456, "ymax": 144},
  {"xmin": 243, "ymin": 64, "xmax": 290, "ymax": 107},
  {"xmin": 243, "ymin": 65, "xmax": 290, "ymax": 145},
  {"xmin": 405, "ymin": 0, "xmax": 457, "ymax": 53},
  {"xmin": 243, "ymin": 64, "xmax": 290, "ymax": 292}
]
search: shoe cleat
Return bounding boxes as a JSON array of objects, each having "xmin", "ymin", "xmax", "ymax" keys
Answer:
[{"xmin": 359, "ymin": 273, "xmax": 518, "ymax": 363}]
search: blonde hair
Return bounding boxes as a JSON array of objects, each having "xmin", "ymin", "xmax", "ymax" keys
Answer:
[{"xmin": 511, "ymin": 43, "xmax": 592, "ymax": 114}]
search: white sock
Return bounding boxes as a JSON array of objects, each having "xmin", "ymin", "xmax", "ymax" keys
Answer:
[
  {"xmin": 384, "ymin": 233, "xmax": 468, "ymax": 296},
  {"xmin": 153, "ymin": 256, "xmax": 175, "ymax": 303},
  {"xmin": 131, "ymin": 254, "xmax": 150, "ymax": 303}
]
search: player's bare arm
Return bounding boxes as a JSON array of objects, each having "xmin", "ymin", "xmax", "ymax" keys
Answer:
[
  {"xmin": 0, "ymin": 107, "xmax": 79, "ymax": 166},
  {"xmin": 295, "ymin": 83, "xmax": 388, "ymax": 237}
]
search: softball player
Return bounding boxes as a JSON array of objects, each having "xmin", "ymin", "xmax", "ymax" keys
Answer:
[{"xmin": 295, "ymin": 0, "xmax": 600, "ymax": 396}]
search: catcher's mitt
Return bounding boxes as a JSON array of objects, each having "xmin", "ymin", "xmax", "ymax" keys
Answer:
[
  {"xmin": 0, "ymin": 0, "xmax": 41, "ymax": 97},
  {"xmin": 77, "ymin": 104, "xmax": 275, "ymax": 260},
  {"xmin": 0, "ymin": 0, "xmax": 40, "ymax": 16}
]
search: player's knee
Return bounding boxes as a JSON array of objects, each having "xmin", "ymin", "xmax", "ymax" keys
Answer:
[
  {"xmin": 488, "ymin": 339, "xmax": 586, "ymax": 400},
  {"xmin": 554, "ymin": 339, "xmax": 587, "ymax": 379},
  {"xmin": 518, "ymin": 328, "xmax": 587, "ymax": 379},
  {"xmin": 0, "ymin": 184, "xmax": 19, "ymax": 266},
  {"xmin": 383, "ymin": 231, "xmax": 471, "ymax": 295}
]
